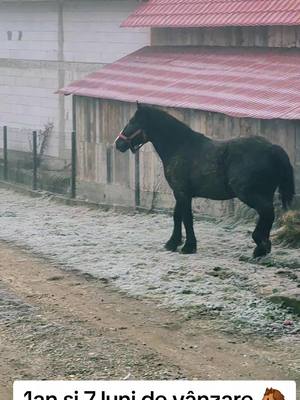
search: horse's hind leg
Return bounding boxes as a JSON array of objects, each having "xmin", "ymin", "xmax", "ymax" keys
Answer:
[
  {"xmin": 239, "ymin": 193, "xmax": 275, "ymax": 258},
  {"xmin": 252, "ymin": 204, "xmax": 274, "ymax": 257},
  {"xmin": 165, "ymin": 200, "xmax": 183, "ymax": 251}
]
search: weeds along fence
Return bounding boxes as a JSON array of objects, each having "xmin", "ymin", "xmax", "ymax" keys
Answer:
[{"xmin": 0, "ymin": 126, "xmax": 77, "ymax": 198}]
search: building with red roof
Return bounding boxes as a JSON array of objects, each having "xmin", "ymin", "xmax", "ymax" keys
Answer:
[{"xmin": 60, "ymin": 0, "xmax": 300, "ymax": 213}]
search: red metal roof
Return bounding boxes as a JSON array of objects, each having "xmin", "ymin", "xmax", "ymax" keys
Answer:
[
  {"xmin": 59, "ymin": 46, "xmax": 300, "ymax": 120},
  {"xmin": 122, "ymin": 0, "xmax": 300, "ymax": 28}
]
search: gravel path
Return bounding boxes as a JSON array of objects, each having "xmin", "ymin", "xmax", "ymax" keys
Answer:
[{"xmin": 0, "ymin": 187, "xmax": 299, "ymax": 338}]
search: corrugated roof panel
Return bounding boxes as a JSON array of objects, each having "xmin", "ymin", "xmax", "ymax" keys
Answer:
[
  {"xmin": 59, "ymin": 46, "xmax": 300, "ymax": 120},
  {"xmin": 122, "ymin": 0, "xmax": 300, "ymax": 27}
]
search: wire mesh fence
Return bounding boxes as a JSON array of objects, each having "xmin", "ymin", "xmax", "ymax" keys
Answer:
[{"xmin": 0, "ymin": 126, "xmax": 76, "ymax": 198}]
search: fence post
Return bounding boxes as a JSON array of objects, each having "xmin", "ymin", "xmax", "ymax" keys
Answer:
[
  {"xmin": 3, "ymin": 126, "xmax": 8, "ymax": 180},
  {"xmin": 71, "ymin": 131, "xmax": 76, "ymax": 198},
  {"xmin": 32, "ymin": 131, "xmax": 38, "ymax": 190},
  {"xmin": 135, "ymin": 151, "xmax": 140, "ymax": 207}
]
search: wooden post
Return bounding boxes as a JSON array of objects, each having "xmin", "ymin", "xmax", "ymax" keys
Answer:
[
  {"xmin": 32, "ymin": 131, "xmax": 38, "ymax": 190},
  {"xmin": 3, "ymin": 126, "xmax": 8, "ymax": 180},
  {"xmin": 135, "ymin": 151, "xmax": 140, "ymax": 207},
  {"xmin": 71, "ymin": 95, "xmax": 77, "ymax": 199},
  {"xmin": 295, "ymin": 121, "xmax": 300, "ymax": 196},
  {"xmin": 71, "ymin": 131, "xmax": 76, "ymax": 198}
]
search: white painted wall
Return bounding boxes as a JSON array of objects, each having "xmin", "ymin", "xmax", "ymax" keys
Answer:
[
  {"xmin": 0, "ymin": 0, "xmax": 149, "ymax": 160},
  {"xmin": 0, "ymin": 2, "xmax": 58, "ymax": 61},
  {"xmin": 0, "ymin": 64, "xmax": 59, "ymax": 153},
  {"xmin": 64, "ymin": 1, "xmax": 149, "ymax": 64}
]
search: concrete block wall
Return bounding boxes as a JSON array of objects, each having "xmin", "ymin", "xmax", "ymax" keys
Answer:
[
  {"xmin": 63, "ymin": 1, "xmax": 149, "ymax": 64},
  {"xmin": 0, "ymin": 2, "xmax": 58, "ymax": 61},
  {"xmin": 0, "ymin": 0, "xmax": 149, "ymax": 163},
  {"xmin": 0, "ymin": 63, "xmax": 59, "ymax": 155}
]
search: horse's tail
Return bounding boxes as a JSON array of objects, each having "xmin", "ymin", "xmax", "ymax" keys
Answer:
[{"xmin": 274, "ymin": 145, "xmax": 295, "ymax": 210}]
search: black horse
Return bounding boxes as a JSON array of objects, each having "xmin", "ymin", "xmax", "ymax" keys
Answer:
[{"xmin": 115, "ymin": 104, "xmax": 295, "ymax": 257}]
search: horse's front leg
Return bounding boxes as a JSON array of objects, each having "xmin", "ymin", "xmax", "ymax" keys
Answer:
[
  {"xmin": 181, "ymin": 195, "xmax": 197, "ymax": 254},
  {"xmin": 165, "ymin": 200, "xmax": 182, "ymax": 251}
]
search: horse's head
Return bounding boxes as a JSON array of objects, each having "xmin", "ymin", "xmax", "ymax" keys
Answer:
[
  {"xmin": 115, "ymin": 102, "xmax": 149, "ymax": 153},
  {"xmin": 263, "ymin": 388, "xmax": 285, "ymax": 400}
]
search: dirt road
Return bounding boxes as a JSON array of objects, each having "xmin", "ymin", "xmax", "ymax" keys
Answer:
[{"xmin": 0, "ymin": 242, "xmax": 299, "ymax": 399}]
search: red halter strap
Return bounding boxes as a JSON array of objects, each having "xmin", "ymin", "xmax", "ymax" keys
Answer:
[
  {"xmin": 115, "ymin": 129, "xmax": 143, "ymax": 143},
  {"xmin": 115, "ymin": 128, "xmax": 148, "ymax": 153}
]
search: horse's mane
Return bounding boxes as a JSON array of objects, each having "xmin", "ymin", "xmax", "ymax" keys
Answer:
[
  {"xmin": 264, "ymin": 388, "xmax": 285, "ymax": 400},
  {"xmin": 141, "ymin": 105, "xmax": 204, "ymax": 138}
]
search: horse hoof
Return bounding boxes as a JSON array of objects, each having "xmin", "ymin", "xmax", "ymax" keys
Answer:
[
  {"xmin": 165, "ymin": 241, "xmax": 179, "ymax": 252},
  {"xmin": 165, "ymin": 237, "xmax": 183, "ymax": 252},
  {"xmin": 181, "ymin": 243, "xmax": 197, "ymax": 254},
  {"xmin": 253, "ymin": 240, "xmax": 271, "ymax": 258}
]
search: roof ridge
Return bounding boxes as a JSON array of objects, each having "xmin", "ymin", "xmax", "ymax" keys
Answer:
[{"xmin": 122, "ymin": 0, "xmax": 300, "ymax": 28}]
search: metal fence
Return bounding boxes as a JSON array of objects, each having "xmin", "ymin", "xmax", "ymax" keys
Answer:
[{"xmin": 1, "ymin": 126, "xmax": 77, "ymax": 199}]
